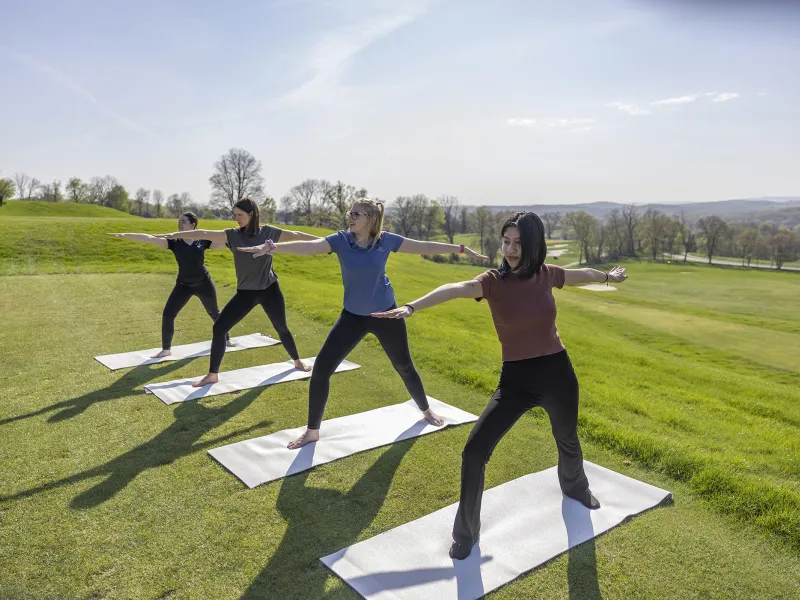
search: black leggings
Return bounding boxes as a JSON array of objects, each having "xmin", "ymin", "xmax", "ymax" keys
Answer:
[
  {"xmin": 307, "ymin": 307, "xmax": 430, "ymax": 429},
  {"xmin": 162, "ymin": 279, "xmax": 228, "ymax": 349},
  {"xmin": 453, "ymin": 350, "xmax": 589, "ymax": 545},
  {"xmin": 209, "ymin": 282, "xmax": 300, "ymax": 373}
]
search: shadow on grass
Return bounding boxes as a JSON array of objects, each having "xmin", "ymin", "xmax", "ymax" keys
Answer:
[
  {"xmin": 241, "ymin": 439, "xmax": 418, "ymax": 600},
  {"xmin": 0, "ymin": 387, "xmax": 269, "ymax": 509},
  {"xmin": 0, "ymin": 359, "xmax": 194, "ymax": 426}
]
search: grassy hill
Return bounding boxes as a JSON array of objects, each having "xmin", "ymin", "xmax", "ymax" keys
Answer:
[
  {"xmin": 0, "ymin": 213, "xmax": 798, "ymax": 599},
  {"xmin": 0, "ymin": 200, "xmax": 142, "ymax": 218}
]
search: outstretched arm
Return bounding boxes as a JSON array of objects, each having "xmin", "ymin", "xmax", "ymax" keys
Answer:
[
  {"xmin": 564, "ymin": 266, "xmax": 627, "ymax": 286},
  {"xmin": 237, "ymin": 237, "xmax": 332, "ymax": 257},
  {"xmin": 396, "ymin": 237, "xmax": 487, "ymax": 260},
  {"xmin": 105, "ymin": 233, "xmax": 168, "ymax": 249},
  {"xmin": 279, "ymin": 229, "xmax": 320, "ymax": 242},
  {"xmin": 371, "ymin": 280, "xmax": 484, "ymax": 319},
  {"xmin": 154, "ymin": 229, "xmax": 227, "ymax": 244}
]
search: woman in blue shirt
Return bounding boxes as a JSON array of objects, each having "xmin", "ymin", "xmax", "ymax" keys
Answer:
[{"xmin": 238, "ymin": 199, "xmax": 486, "ymax": 449}]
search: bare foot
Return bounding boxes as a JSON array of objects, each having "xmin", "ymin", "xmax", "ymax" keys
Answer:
[
  {"xmin": 153, "ymin": 349, "xmax": 172, "ymax": 358},
  {"xmin": 192, "ymin": 373, "xmax": 219, "ymax": 388},
  {"xmin": 294, "ymin": 359, "xmax": 311, "ymax": 372},
  {"xmin": 288, "ymin": 428, "xmax": 319, "ymax": 449},
  {"xmin": 423, "ymin": 409, "xmax": 444, "ymax": 427},
  {"xmin": 226, "ymin": 339, "xmax": 237, "ymax": 347}
]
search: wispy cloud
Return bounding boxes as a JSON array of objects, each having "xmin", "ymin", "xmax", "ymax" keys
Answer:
[
  {"xmin": 709, "ymin": 92, "xmax": 739, "ymax": 102},
  {"xmin": 606, "ymin": 102, "xmax": 650, "ymax": 115},
  {"xmin": 651, "ymin": 95, "xmax": 698, "ymax": 106},
  {"xmin": 276, "ymin": 2, "xmax": 431, "ymax": 107},
  {"xmin": 508, "ymin": 118, "xmax": 595, "ymax": 132},
  {"xmin": 1, "ymin": 49, "xmax": 159, "ymax": 139},
  {"xmin": 608, "ymin": 91, "xmax": 741, "ymax": 115}
]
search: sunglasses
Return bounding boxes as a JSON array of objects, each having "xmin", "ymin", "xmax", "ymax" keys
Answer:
[{"xmin": 346, "ymin": 210, "xmax": 366, "ymax": 220}]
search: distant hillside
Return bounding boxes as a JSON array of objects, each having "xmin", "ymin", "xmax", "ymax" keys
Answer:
[
  {"xmin": 462, "ymin": 198, "xmax": 800, "ymax": 227},
  {"xmin": 0, "ymin": 200, "xmax": 141, "ymax": 218}
]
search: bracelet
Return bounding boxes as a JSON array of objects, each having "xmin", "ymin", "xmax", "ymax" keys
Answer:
[
  {"xmin": 404, "ymin": 303, "xmax": 416, "ymax": 315},
  {"xmin": 459, "ymin": 244, "xmax": 465, "ymax": 254}
]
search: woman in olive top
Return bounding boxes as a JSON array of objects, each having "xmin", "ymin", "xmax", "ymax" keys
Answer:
[
  {"xmin": 107, "ymin": 211, "xmax": 232, "ymax": 357},
  {"xmin": 372, "ymin": 211, "xmax": 628, "ymax": 560},
  {"xmin": 158, "ymin": 198, "xmax": 319, "ymax": 386},
  {"xmin": 237, "ymin": 198, "xmax": 486, "ymax": 449}
]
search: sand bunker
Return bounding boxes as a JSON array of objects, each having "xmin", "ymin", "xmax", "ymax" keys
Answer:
[{"xmin": 579, "ymin": 284, "xmax": 618, "ymax": 292}]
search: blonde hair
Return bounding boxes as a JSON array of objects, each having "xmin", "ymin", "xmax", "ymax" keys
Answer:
[{"xmin": 352, "ymin": 198, "xmax": 385, "ymax": 246}]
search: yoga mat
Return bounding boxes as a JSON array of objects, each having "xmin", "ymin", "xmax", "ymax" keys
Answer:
[
  {"xmin": 94, "ymin": 333, "xmax": 280, "ymax": 370},
  {"xmin": 321, "ymin": 461, "xmax": 671, "ymax": 600},
  {"xmin": 208, "ymin": 397, "xmax": 478, "ymax": 488},
  {"xmin": 144, "ymin": 358, "xmax": 359, "ymax": 405}
]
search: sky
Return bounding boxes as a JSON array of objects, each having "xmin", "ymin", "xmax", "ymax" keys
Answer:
[{"xmin": 1, "ymin": 0, "xmax": 799, "ymax": 206}]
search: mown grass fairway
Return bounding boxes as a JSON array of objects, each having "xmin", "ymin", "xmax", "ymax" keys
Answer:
[{"xmin": 1, "ymin": 205, "xmax": 798, "ymax": 599}]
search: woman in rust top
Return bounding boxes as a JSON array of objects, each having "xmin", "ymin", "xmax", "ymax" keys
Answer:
[{"xmin": 372, "ymin": 211, "xmax": 628, "ymax": 560}]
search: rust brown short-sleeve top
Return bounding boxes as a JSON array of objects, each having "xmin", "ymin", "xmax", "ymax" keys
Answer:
[{"xmin": 475, "ymin": 264, "xmax": 566, "ymax": 362}]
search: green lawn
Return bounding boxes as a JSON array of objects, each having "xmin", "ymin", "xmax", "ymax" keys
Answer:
[
  {"xmin": 1, "ymin": 213, "xmax": 799, "ymax": 599},
  {"xmin": 0, "ymin": 199, "xmax": 141, "ymax": 218}
]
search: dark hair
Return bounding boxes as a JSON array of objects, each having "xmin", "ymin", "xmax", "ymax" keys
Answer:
[
  {"xmin": 181, "ymin": 211, "xmax": 199, "ymax": 229},
  {"xmin": 233, "ymin": 197, "xmax": 260, "ymax": 237},
  {"xmin": 499, "ymin": 211, "xmax": 547, "ymax": 279}
]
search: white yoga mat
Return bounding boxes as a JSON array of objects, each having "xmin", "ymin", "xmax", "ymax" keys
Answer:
[
  {"xmin": 144, "ymin": 358, "xmax": 360, "ymax": 405},
  {"xmin": 94, "ymin": 333, "xmax": 280, "ymax": 370},
  {"xmin": 208, "ymin": 397, "xmax": 478, "ymax": 488},
  {"xmin": 321, "ymin": 461, "xmax": 671, "ymax": 600}
]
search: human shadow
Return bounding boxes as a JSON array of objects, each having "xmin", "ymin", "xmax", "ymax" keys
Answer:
[
  {"xmin": 0, "ymin": 359, "xmax": 194, "ymax": 426},
  {"xmin": 240, "ymin": 438, "xmax": 420, "ymax": 600},
  {"xmin": 562, "ymin": 496, "xmax": 602, "ymax": 600},
  {"xmin": 0, "ymin": 386, "xmax": 269, "ymax": 509}
]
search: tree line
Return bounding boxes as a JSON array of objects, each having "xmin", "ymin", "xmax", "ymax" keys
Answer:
[{"xmin": 3, "ymin": 148, "xmax": 798, "ymax": 269}]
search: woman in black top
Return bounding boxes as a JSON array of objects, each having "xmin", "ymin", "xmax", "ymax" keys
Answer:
[
  {"xmin": 107, "ymin": 212, "xmax": 231, "ymax": 358},
  {"xmin": 158, "ymin": 198, "xmax": 318, "ymax": 386}
]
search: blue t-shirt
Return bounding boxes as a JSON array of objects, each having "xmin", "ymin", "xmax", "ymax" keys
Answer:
[{"xmin": 325, "ymin": 230, "xmax": 405, "ymax": 315}]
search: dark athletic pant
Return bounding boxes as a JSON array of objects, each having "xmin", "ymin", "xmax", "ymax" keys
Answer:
[
  {"xmin": 307, "ymin": 307, "xmax": 430, "ymax": 429},
  {"xmin": 209, "ymin": 282, "xmax": 300, "ymax": 373},
  {"xmin": 453, "ymin": 350, "xmax": 589, "ymax": 545},
  {"xmin": 162, "ymin": 278, "xmax": 228, "ymax": 349}
]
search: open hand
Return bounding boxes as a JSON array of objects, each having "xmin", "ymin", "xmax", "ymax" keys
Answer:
[
  {"xmin": 370, "ymin": 305, "xmax": 413, "ymax": 319},
  {"xmin": 237, "ymin": 240, "xmax": 276, "ymax": 258},
  {"xmin": 463, "ymin": 246, "xmax": 488, "ymax": 260},
  {"xmin": 608, "ymin": 266, "xmax": 627, "ymax": 283}
]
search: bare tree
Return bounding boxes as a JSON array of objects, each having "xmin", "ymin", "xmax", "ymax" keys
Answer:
[
  {"xmin": 564, "ymin": 211, "xmax": 597, "ymax": 265},
  {"xmin": 483, "ymin": 218, "xmax": 503, "ymax": 267},
  {"xmin": 14, "ymin": 173, "xmax": 40, "ymax": 200},
  {"xmin": 438, "ymin": 195, "xmax": 459, "ymax": 244},
  {"xmin": 167, "ymin": 193, "xmax": 182, "ymax": 216},
  {"xmin": 474, "ymin": 206, "xmax": 492, "ymax": 255},
  {"xmin": 282, "ymin": 179, "xmax": 319, "ymax": 223},
  {"xmin": 676, "ymin": 209, "xmax": 695, "ymax": 261},
  {"xmin": 621, "ymin": 204, "xmax": 639, "ymax": 256},
  {"xmin": 459, "ymin": 206, "xmax": 469, "ymax": 234},
  {"xmin": 152, "ymin": 189, "xmax": 164, "ymax": 217},
  {"xmin": 736, "ymin": 225, "xmax": 760, "ymax": 267},
  {"xmin": 769, "ymin": 228, "xmax": 798, "ymax": 270},
  {"xmin": 697, "ymin": 216, "xmax": 729, "ymax": 264},
  {"xmin": 133, "ymin": 188, "xmax": 149, "ymax": 215},
  {"xmin": 542, "ymin": 212, "xmax": 561, "ymax": 240},
  {"xmin": 209, "ymin": 148, "xmax": 265, "ymax": 210},
  {"xmin": 39, "ymin": 180, "xmax": 63, "ymax": 202},
  {"xmin": 642, "ymin": 208, "xmax": 669, "ymax": 260},
  {"xmin": 87, "ymin": 176, "xmax": 119, "ymax": 206},
  {"xmin": 420, "ymin": 199, "xmax": 444, "ymax": 241},
  {"xmin": 179, "ymin": 192, "xmax": 192, "ymax": 208},
  {"xmin": 391, "ymin": 196, "xmax": 416, "ymax": 237},
  {"xmin": 605, "ymin": 209, "xmax": 626, "ymax": 259},
  {"xmin": 66, "ymin": 177, "xmax": 88, "ymax": 203}
]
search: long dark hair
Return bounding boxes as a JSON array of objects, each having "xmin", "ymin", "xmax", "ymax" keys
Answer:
[
  {"xmin": 498, "ymin": 211, "xmax": 547, "ymax": 279},
  {"xmin": 233, "ymin": 197, "xmax": 260, "ymax": 236}
]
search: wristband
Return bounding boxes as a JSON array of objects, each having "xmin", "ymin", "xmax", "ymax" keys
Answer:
[
  {"xmin": 404, "ymin": 303, "xmax": 415, "ymax": 315},
  {"xmin": 459, "ymin": 244, "xmax": 465, "ymax": 254}
]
